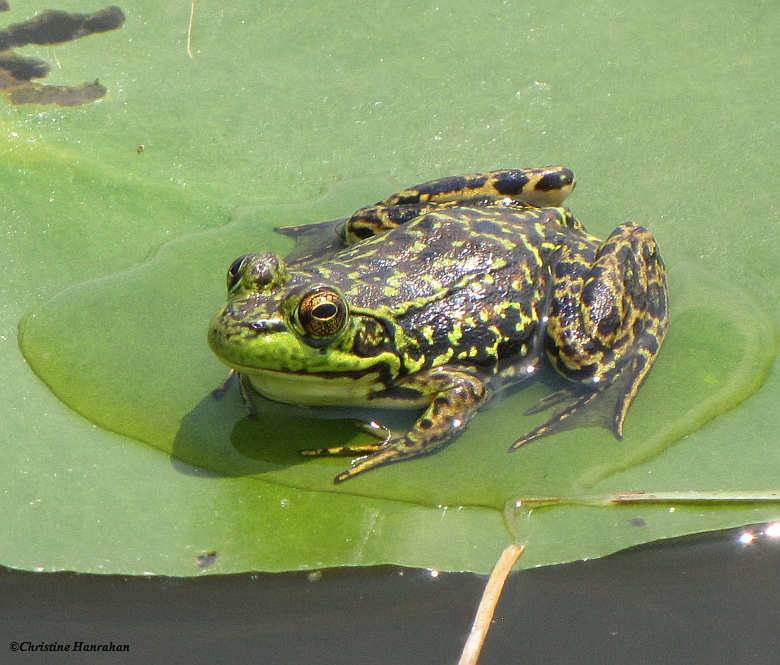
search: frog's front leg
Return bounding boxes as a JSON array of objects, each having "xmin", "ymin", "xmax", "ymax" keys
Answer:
[
  {"xmin": 302, "ymin": 368, "xmax": 487, "ymax": 483},
  {"xmin": 512, "ymin": 222, "xmax": 669, "ymax": 448}
]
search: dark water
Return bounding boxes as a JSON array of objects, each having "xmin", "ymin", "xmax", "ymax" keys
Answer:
[{"xmin": 3, "ymin": 523, "xmax": 778, "ymax": 665}]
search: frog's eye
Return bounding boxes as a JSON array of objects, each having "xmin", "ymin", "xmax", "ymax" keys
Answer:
[
  {"xmin": 226, "ymin": 254, "xmax": 253, "ymax": 293},
  {"xmin": 297, "ymin": 287, "xmax": 348, "ymax": 340},
  {"xmin": 227, "ymin": 252, "xmax": 287, "ymax": 294}
]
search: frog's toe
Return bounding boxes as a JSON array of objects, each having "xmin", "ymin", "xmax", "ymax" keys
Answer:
[
  {"xmin": 523, "ymin": 388, "xmax": 575, "ymax": 416},
  {"xmin": 299, "ymin": 432, "xmax": 407, "ymax": 483},
  {"xmin": 300, "ymin": 442, "xmax": 386, "ymax": 458},
  {"xmin": 333, "ymin": 444, "xmax": 410, "ymax": 484},
  {"xmin": 352, "ymin": 418, "xmax": 392, "ymax": 441}
]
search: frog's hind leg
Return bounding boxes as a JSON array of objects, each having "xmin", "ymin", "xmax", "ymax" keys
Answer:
[
  {"xmin": 343, "ymin": 166, "xmax": 576, "ymax": 243},
  {"xmin": 382, "ymin": 166, "xmax": 575, "ymax": 208},
  {"xmin": 511, "ymin": 223, "xmax": 669, "ymax": 449}
]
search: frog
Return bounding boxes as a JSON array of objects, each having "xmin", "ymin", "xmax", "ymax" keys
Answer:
[{"xmin": 208, "ymin": 166, "xmax": 669, "ymax": 483}]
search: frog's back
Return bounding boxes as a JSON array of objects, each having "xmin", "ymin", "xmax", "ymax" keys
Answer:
[{"xmin": 300, "ymin": 205, "xmax": 585, "ymax": 375}]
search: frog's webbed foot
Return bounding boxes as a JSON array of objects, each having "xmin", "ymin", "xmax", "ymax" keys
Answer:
[
  {"xmin": 510, "ymin": 351, "xmax": 652, "ymax": 450},
  {"xmin": 511, "ymin": 387, "xmax": 602, "ymax": 450},
  {"xmin": 274, "ymin": 217, "xmax": 350, "ymax": 265},
  {"xmin": 522, "ymin": 388, "xmax": 573, "ymax": 416},
  {"xmin": 302, "ymin": 369, "xmax": 487, "ymax": 483}
]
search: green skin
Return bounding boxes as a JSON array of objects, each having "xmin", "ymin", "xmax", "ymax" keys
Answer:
[{"xmin": 208, "ymin": 167, "xmax": 669, "ymax": 483}]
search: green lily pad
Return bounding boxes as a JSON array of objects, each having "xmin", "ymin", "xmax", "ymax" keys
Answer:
[
  {"xmin": 17, "ymin": 188, "xmax": 776, "ymax": 509},
  {"xmin": 3, "ymin": 0, "xmax": 779, "ymax": 575}
]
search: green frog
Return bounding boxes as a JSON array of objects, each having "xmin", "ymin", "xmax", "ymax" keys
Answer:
[{"xmin": 208, "ymin": 166, "xmax": 669, "ymax": 483}]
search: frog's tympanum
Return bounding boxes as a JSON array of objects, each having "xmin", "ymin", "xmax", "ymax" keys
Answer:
[{"xmin": 208, "ymin": 167, "xmax": 669, "ymax": 483}]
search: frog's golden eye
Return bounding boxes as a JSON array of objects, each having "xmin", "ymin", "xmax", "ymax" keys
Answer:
[{"xmin": 297, "ymin": 287, "xmax": 348, "ymax": 339}]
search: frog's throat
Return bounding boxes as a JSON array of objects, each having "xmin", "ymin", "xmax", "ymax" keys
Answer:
[{"xmin": 243, "ymin": 367, "xmax": 430, "ymax": 409}]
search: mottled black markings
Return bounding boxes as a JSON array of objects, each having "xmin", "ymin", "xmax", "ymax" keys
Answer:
[
  {"xmin": 555, "ymin": 259, "xmax": 587, "ymax": 280},
  {"xmin": 414, "ymin": 175, "xmax": 480, "ymax": 200},
  {"xmin": 413, "ymin": 214, "xmax": 436, "ymax": 232},
  {"xmin": 405, "ymin": 311, "xmax": 460, "ymax": 367},
  {"xmin": 225, "ymin": 298, "xmax": 267, "ymax": 322},
  {"xmin": 466, "ymin": 381, "xmax": 483, "ymax": 401},
  {"xmin": 642, "ymin": 333, "xmax": 660, "ymax": 355},
  {"xmin": 622, "ymin": 252, "xmax": 643, "ymax": 298},
  {"xmin": 582, "ymin": 278, "xmax": 613, "ymax": 313},
  {"xmin": 464, "ymin": 175, "xmax": 489, "ymax": 189},
  {"xmin": 632, "ymin": 317, "xmax": 645, "ymax": 339},
  {"xmin": 432, "ymin": 395, "xmax": 450, "ymax": 416},
  {"xmin": 550, "ymin": 207, "xmax": 580, "ymax": 230},
  {"xmin": 495, "ymin": 336, "xmax": 526, "ymax": 371},
  {"xmin": 390, "ymin": 230, "xmax": 416, "ymax": 247},
  {"xmin": 348, "ymin": 204, "xmax": 429, "ymax": 238},
  {"xmin": 353, "ymin": 318, "xmax": 394, "ymax": 358},
  {"xmin": 499, "ymin": 302, "xmax": 526, "ymax": 329},
  {"xmin": 554, "ymin": 360, "xmax": 598, "ymax": 382},
  {"xmin": 472, "ymin": 218, "xmax": 503, "ymax": 235},
  {"xmin": 492, "ymin": 170, "xmax": 531, "ymax": 195},
  {"xmin": 535, "ymin": 169, "xmax": 574, "ymax": 191},
  {"xmin": 351, "ymin": 225, "xmax": 375, "ymax": 240},
  {"xmin": 596, "ymin": 307, "xmax": 620, "ymax": 336},
  {"xmin": 647, "ymin": 283, "xmax": 665, "ymax": 315},
  {"xmin": 302, "ymin": 361, "xmax": 396, "ymax": 388},
  {"xmin": 550, "ymin": 292, "xmax": 580, "ymax": 328}
]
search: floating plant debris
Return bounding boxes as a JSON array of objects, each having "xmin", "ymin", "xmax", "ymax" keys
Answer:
[{"xmin": 0, "ymin": 5, "xmax": 125, "ymax": 106}]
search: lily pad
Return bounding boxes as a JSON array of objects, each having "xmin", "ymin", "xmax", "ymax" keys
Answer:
[
  {"xmin": 18, "ymin": 189, "xmax": 776, "ymax": 509},
  {"xmin": 3, "ymin": 0, "xmax": 779, "ymax": 575}
]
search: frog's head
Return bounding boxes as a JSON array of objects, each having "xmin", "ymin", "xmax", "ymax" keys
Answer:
[{"xmin": 208, "ymin": 253, "xmax": 402, "ymax": 405}]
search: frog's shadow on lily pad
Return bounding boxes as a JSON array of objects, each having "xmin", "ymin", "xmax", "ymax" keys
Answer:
[{"xmin": 170, "ymin": 382, "xmax": 419, "ymax": 479}]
